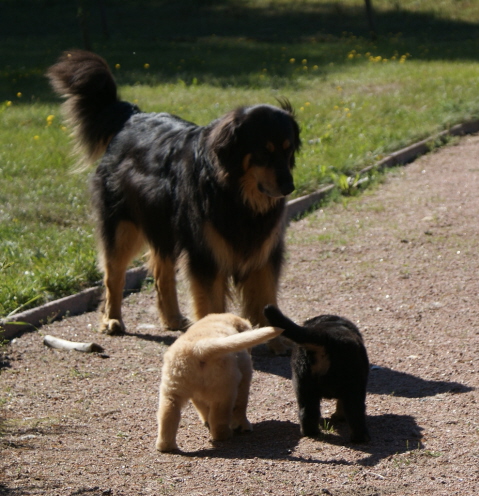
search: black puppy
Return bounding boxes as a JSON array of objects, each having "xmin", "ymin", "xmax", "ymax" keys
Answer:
[{"xmin": 264, "ymin": 305, "xmax": 370, "ymax": 443}]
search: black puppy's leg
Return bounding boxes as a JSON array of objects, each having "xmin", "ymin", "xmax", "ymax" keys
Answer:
[
  {"xmin": 150, "ymin": 251, "xmax": 190, "ymax": 331},
  {"xmin": 341, "ymin": 392, "xmax": 370, "ymax": 443},
  {"xmin": 331, "ymin": 398, "xmax": 346, "ymax": 421},
  {"xmin": 100, "ymin": 221, "xmax": 145, "ymax": 335},
  {"xmin": 293, "ymin": 375, "xmax": 321, "ymax": 437}
]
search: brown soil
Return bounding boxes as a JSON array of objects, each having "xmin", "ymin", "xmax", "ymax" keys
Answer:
[{"xmin": 1, "ymin": 135, "xmax": 479, "ymax": 496}]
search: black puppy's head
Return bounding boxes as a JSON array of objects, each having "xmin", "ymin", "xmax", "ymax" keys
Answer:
[{"xmin": 209, "ymin": 100, "xmax": 301, "ymax": 212}]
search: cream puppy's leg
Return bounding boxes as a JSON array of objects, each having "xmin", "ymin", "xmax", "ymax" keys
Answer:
[
  {"xmin": 156, "ymin": 391, "xmax": 185, "ymax": 452},
  {"xmin": 231, "ymin": 352, "xmax": 253, "ymax": 432},
  {"xmin": 191, "ymin": 398, "xmax": 210, "ymax": 427}
]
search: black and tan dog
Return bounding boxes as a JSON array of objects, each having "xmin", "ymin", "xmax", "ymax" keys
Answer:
[
  {"xmin": 47, "ymin": 51, "xmax": 300, "ymax": 352},
  {"xmin": 156, "ymin": 313, "xmax": 283, "ymax": 452},
  {"xmin": 264, "ymin": 305, "xmax": 370, "ymax": 443}
]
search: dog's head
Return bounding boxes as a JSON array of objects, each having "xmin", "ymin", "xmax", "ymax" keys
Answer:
[{"xmin": 209, "ymin": 100, "xmax": 301, "ymax": 212}]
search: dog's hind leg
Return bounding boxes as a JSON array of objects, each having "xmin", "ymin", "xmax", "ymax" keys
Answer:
[
  {"xmin": 341, "ymin": 392, "xmax": 370, "ymax": 443},
  {"xmin": 100, "ymin": 221, "xmax": 145, "ymax": 335},
  {"xmin": 150, "ymin": 252, "xmax": 190, "ymax": 330},
  {"xmin": 231, "ymin": 353, "xmax": 253, "ymax": 433},
  {"xmin": 156, "ymin": 391, "xmax": 185, "ymax": 452},
  {"xmin": 191, "ymin": 398, "xmax": 210, "ymax": 427}
]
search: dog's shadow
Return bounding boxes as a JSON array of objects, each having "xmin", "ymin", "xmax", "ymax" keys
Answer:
[
  {"xmin": 124, "ymin": 330, "xmax": 178, "ymax": 347},
  {"xmin": 253, "ymin": 348, "xmax": 474, "ymax": 399},
  {"xmin": 368, "ymin": 365, "xmax": 474, "ymax": 398},
  {"xmin": 177, "ymin": 413, "xmax": 424, "ymax": 466}
]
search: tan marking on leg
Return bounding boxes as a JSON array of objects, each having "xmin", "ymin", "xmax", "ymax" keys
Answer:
[
  {"xmin": 189, "ymin": 271, "xmax": 227, "ymax": 320},
  {"xmin": 150, "ymin": 253, "xmax": 189, "ymax": 330},
  {"xmin": 237, "ymin": 262, "xmax": 288, "ymax": 355},
  {"xmin": 100, "ymin": 221, "xmax": 145, "ymax": 334}
]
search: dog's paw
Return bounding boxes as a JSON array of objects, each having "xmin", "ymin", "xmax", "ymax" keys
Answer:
[
  {"xmin": 233, "ymin": 420, "xmax": 252, "ymax": 433},
  {"xmin": 164, "ymin": 316, "xmax": 192, "ymax": 332},
  {"xmin": 99, "ymin": 318, "xmax": 125, "ymax": 335},
  {"xmin": 156, "ymin": 438, "xmax": 178, "ymax": 452},
  {"xmin": 350, "ymin": 431, "xmax": 371, "ymax": 444}
]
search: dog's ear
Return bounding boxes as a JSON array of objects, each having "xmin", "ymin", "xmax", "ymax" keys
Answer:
[
  {"xmin": 208, "ymin": 108, "xmax": 244, "ymax": 165},
  {"xmin": 276, "ymin": 98, "xmax": 302, "ymax": 152}
]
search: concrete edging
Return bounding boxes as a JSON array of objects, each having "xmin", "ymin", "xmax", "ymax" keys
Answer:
[{"xmin": 2, "ymin": 119, "xmax": 479, "ymax": 339}]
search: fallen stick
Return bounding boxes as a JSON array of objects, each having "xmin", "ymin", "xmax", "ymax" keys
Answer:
[{"xmin": 43, "ymin": 334, "xmax": 104, "ymax": 353}]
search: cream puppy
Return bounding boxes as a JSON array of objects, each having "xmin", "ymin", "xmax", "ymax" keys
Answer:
[{"xmin": 156, "ymin": 313, "xmax": 282, "ymax": 452}]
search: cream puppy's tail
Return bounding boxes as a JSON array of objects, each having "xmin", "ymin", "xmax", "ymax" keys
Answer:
[{"xmin": 193, "ymin": 326, "xmax": 283, "ymax": 359}]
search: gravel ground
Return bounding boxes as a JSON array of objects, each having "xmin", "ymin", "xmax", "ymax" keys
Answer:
[{"xmin": 1, "ymin": 134, "xmax": 479, "ymax": 496}]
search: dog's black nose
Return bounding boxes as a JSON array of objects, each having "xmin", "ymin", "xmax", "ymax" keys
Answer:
[{"xmin": 281, "ymin": 181, "xmax": 295, "ymax": 196}]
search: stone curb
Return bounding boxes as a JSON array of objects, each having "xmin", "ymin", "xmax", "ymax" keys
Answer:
[
  {"xmin": 2, "ymin": 119, "xmax": 479, "ymax": 339},
  {"xmin": 1, "ymin": 267, "xmax": 148, "ymax": 339}
]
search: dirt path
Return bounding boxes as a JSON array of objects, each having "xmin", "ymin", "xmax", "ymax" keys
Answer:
[{"xmin": 1, "ymin": 135, "xmax": 479, "ymax": 495}]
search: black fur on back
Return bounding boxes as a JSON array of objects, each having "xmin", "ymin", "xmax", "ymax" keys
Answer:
[{"xmin": 264, "ymin": 305, "xmax": 370, "ymax": 443}]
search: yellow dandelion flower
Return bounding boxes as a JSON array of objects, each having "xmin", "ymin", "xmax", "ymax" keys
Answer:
[
  {"xmin": 133, "ymin": 99, "xmax": 139, "ymax": 104},
  {"xmin": 115, "ymin": 63, "xmax": 121, "ymax": 69},
  {"xmin": 33, "ymin": 135, "xmax": 39, "ymax": 140},
  {"xmin": 61, "ymin": 126, "xmax": 67, "ymax": 132},
  {"xmin": 46, "ymin": 115, "xmax": 55, "ymax": 126},
  {"xmin": 303, "ymin": 66, "xmax": 308, "ymax": 71},
  {"xmin": 16, "ymin": 92, "xmax": 22, "ymax": 98},
  {"xmin": 6, "ymin": 101, "xmax": 12, "ymax": 107},
  {"xmin": 313, "ymin": 65, "xmax": 319, "ymax": 70},
  {"xmin": 344, "ymin": 108, "xmax": 350, "ymax": 112},
  {"xmin": 334, "ymin": 105, "xmax": 339, "ymax": 110},
  {"xmin": 289, "ymin": 58, "xmax": 295, "ymax": 64},
  {"xmin": 300, "ymin": 107, "xmax": 304, "ymax": 111},
  {"xmin": 336, "ymin": 86, "xmax": 342, "ymax": 92},
  {"xmin": 144, "ymin": 63, "xmax": 150, "ymax": 69},
  {"xmin": 305, "ymin": 102, "xmax": 310, "ymax": 106},
  {"xmin": 327, "ymin": 124, "xmax": 332, "ymax": 129},
  {"xmin": 348, "ymin": 53, "xmax": 354, "ymax": 59},
  {"xmin": 302, "ymin": 59, "xmax": 307, "ymax": 65},
  {"xmin": 347, "ymin": 113, "xmax": 352, "ymax": 118}
]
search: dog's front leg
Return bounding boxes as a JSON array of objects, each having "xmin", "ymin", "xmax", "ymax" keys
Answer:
[
  {"xmin": 151, "ymin": 252, "xmax": 190, "ymax": 331},
  {"xmin": 188, "ymin": 270, "xmax": 228, "ymax": 320},
  {"xmin": 238, "ymin": 263, "xmax": 288, "ymax": 355}
]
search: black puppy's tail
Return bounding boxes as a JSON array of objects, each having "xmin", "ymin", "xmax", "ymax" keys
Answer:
[
  {"xmin": 263, "ymin": 305, "xmax": 312, "ymax": 344},
  {"xmin": 47, "ymin": 50, "xmax": 139, "ymax": 168}
]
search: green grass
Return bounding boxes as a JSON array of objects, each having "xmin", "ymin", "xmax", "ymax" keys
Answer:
[{"xmin": 2, "ymin": 0, "xmax": 479, "ymax": 317}]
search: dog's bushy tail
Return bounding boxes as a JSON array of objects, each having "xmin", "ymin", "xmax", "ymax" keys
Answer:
[
  {"xmin": 263, "ymin": 305, "xmax": 314, "ymax": 344},
  {"xmin": 47, "ymin": 50, "xmax": 139, "ymax": 168},
  {"xmin": 193, "ymin": 326, "xmax": 283, "ymax": 359}
]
